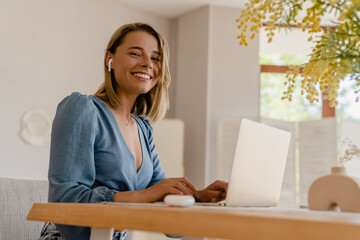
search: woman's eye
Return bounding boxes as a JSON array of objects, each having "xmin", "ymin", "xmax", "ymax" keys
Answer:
[
  {"xmin": 129, "ymin": 52, "xmax": 140, "ymax": 57},
  {"xmin": 151, "ymin": 57, "xmax": 161, "ymax": 62}
]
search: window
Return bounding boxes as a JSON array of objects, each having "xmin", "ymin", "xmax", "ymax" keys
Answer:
[
  {"xmin": 260, "ymin": 26, "xmax": 360, "ymax": 121},
  {"xmin": 260, "ymin": 53, "xmax": 321, "ymax": 121},
  {"xmin": 336, "ymin": 77, "xmax": 360, "ymax": 120},
  {"xmin": 259, "ymin": 26, "xmax": 360, "ymax": 206}
]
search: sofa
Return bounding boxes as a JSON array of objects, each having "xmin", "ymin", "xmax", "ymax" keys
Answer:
[{"xmin": 0, "ymin": 177, "xmax": 48, "ymax": 239}]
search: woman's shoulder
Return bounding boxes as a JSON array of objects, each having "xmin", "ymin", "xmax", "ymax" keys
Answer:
[
  {"xmin": 52, "ymin": 93, "xmax": 100, "ymax": 139},
  {"xmin": 58, "ymin": 92, "xmax": 94, "ymax": 107},
  {"xmin": 56, "ymin": 92, "xmax": 97, "ymax": 120}
]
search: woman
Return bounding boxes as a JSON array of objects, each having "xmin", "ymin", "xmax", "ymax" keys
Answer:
[{"xmin": 40, "ymin": 23, "xmax": 228, "ymax": 240}]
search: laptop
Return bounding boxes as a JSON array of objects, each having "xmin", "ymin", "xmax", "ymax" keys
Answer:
[
  {"xmin": 106, "ymin": 118, "xmax": 291, "ymax": 208},
  {"xmin": 199, "ymin": 118, "xmax": 291, "ymax": 207}
]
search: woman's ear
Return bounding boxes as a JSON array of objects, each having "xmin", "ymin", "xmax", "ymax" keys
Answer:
[
  {"xmin": 105, "ymin": 51, "xmax": 112, "ymax": 71},
  {"xmin": 108, "ymin": 58, "xmax": 112, "ymax": 72}
]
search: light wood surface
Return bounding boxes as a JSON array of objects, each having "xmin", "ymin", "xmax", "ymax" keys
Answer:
[{"xmin": 27, "ymin": 202, "xmax": 360, "ymax": 240}]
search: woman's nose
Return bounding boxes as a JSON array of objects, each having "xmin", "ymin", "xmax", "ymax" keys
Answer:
[{"xmin": 141, "ymin": 55, "xmax": 152, "ymax": 69}]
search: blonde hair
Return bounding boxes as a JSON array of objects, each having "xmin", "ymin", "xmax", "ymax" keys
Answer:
[{"xmin": 95, "ymin": 23, "xmax": 171, "ymax": 123}]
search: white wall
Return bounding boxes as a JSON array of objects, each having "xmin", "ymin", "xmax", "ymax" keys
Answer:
[
  {"xmin": 0, "ymin": 1, "xmax": 260, "ymax": 187},
  {"xmin": 174, "ymin": 5, "xmax": 260, "ymax": 187},
  {"xmin": 175, "ymin": 6, "xmax": 211, "ymax": 188},
  {"xmin": 0, "ymin": 0, "xmax": 172, "ymax": 180},
  {"xmin": 208, "ymin": 5, "xmax": 260, "ymax": 183}
]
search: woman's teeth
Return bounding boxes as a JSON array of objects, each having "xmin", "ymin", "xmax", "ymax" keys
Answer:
[{"xmin": 133, "ymin": 73, "xmax": 151, "ymax": 79}]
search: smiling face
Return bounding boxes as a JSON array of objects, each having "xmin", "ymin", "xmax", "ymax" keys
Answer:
[{"xmin": 107, "ymin": 30, "xmax": 161, "ymax": 97}]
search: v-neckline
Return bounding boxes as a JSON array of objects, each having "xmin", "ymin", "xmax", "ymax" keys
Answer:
[{"xmin": 92, "ymin": 96, "xmax": 144, "ymax": 174}]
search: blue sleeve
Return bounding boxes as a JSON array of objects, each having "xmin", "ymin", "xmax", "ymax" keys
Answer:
[
  {"xmin": 140, "ymin": 117, "xmax": 167, "ymax": 188},
  {"xmin": 48, "ymin": 92, "xmax": 116, "ymax": 203}
]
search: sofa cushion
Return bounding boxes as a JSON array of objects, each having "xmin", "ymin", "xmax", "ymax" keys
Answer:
[{"xmin": 0, "ymin": 178, "xmax": 48, "ymax": 239}]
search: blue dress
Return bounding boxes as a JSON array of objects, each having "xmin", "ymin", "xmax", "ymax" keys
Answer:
[{"xmin": 46, "ymin": 92, "xmax": 167, "ymax": 240}]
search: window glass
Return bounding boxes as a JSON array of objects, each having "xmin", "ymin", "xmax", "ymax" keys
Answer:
[
  {"xmin": 336, "ymin": 77, "xmax": 360, "ymax": 120},
  {"xmin": 259, "ymin": 53, "xmax": 321, "ymax": 121}
]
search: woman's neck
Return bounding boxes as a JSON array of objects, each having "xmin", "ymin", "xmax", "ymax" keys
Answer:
[{"xmin": 115, "ymin": 91, "xmax": 137, "ymax": 116}]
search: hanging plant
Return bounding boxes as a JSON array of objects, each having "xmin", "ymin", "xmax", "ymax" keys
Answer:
[{"xmin": 237, "ymin": 0, "xmax": 360, "ymax": 107}]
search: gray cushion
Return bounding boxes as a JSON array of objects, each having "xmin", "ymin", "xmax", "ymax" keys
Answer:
[{"xmin": 0, "ymin": 178, "xmax": 48, "ymax": 239}]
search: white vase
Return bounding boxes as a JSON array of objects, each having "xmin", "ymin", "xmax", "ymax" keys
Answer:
[{"xmin": 308, "ymin": 166, "xmax": 360, "ymax": 212}]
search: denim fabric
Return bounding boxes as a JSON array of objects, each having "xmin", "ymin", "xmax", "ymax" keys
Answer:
[
  {"xmin": 38, "ymin": 222, "xmax": 127, "ymax": 240},
  {"xmin": 48, "ymin": 93, "xmax": 166, "ymax": 238}
]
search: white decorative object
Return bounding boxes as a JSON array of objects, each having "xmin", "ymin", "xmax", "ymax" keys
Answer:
[
  {"xmin": 308, "ymin": 166, "xmax": 360, "ymax": 213},
  {"xmin": 19, "ymin": 109, "xmax": 51, "ymax": 146}
]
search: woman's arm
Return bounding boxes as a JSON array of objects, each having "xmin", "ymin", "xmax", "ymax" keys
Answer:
[
  {"xmin": 114, "ymin": 177, "xmax": 197, "ymax": 203},
  {"xmin": 49, "ymin": 93, "xmax": 116, "ymax": 203}
]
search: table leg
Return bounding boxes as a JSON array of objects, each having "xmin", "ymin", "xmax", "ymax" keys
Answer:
[{"xmin": 90, "ymin": 227, "xmax": 114, "ymax": 240}]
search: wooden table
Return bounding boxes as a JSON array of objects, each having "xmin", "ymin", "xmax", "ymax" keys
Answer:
[{"xmin": 27, "ymin": 202, "xmax": 360, "ymax": 240}]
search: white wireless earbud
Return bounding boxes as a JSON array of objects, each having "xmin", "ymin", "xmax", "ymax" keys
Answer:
[{"xmin": 108, "ymin": 58, "xmax": 112, "ymax": 72}]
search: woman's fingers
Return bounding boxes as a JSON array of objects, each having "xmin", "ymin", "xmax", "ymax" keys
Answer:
[
  {"xmin": 167, "ymin": 186, "xmax": 186, "ymax": 195},
  {"xmin": 163, "ymin": 178, "xmax": 194, "ymax": 195},
  {"xmin": 195, "ymin": 189, "xmax": 224, "ymax": 202},
  {"xmin": 172, "ymin": 180, "xmax": 193, "ymax": 195},
  {"xmin": 148, "ymin": 177, "xmax": 200, "ymax": 202},
  {"xmin": 193, "ymin": 180, "xmax": 229, "ymax": 202},
  {"xmin": 175, "ymin": 177, "xmax": 198, "ymax": 192},
  {"xmin": 207, "ymin": 180, "xmax": 228, "ymax": 192}
]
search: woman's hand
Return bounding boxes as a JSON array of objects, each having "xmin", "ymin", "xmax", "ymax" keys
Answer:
[
  {"xmin": 114, "ymin": 177, "xmax": 197, "ymax": 203},
  {"xmin": 194, "ymin": 180, "xmax": 228, "ymax": 203},
  {"xmin": 141, "ymin": 177, "xmax": 198, "ymax": 203}
]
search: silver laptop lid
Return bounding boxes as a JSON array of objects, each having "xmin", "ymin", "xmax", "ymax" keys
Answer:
[{"xmin": 226, "ymin": 119, "xmax": 291, "ymax": 207}]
